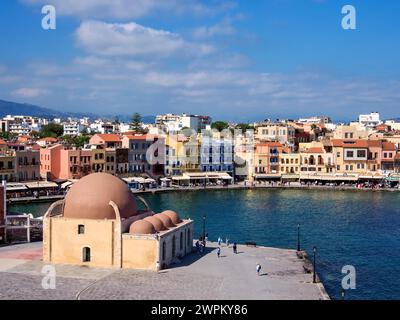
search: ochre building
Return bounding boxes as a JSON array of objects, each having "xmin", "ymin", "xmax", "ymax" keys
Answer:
[{"xmin": 43, "ymin": 173, "xmax": 193, "ymax": 271}]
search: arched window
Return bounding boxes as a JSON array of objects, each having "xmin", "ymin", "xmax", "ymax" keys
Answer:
[
  {"xmin": 162, "ymin": 242, "xmax": 166, "ymax": 261},
  {"xmin": 172, "ymin": 235, "xmax": 176, "ymax": 257},
  {"xmin": 82, "ymin": 247, "xmax": 91, "ymax": 262},
  {"xmin": 180, "ymin": 232, "xmax": 183, "ymax": 251}
]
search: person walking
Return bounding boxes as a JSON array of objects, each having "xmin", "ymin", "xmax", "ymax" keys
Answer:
[
  {"xmin": 256, "ymin": 263, "xmax": 262, "ymax": 276},
  {"xmin": 217, "ymin": 247, "xmax": 221, "ymax": 258},
  {"xmin": 233, "ymin": 242, "xmax": 237, "ymax": 254},
  {"xmin": 226, "ymin": 237, "xmax": 230, "ymax": 247},
  {"xmin": 218, "ymin": 236, "xmax": 222, "ymax": 246}
]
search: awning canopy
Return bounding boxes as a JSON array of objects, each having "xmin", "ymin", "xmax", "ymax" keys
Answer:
[
  {"xmin": 5, "ymin": 183, "xmax": 28, "ymax": 192},
  {"xmin": 254, "ymin": 174, "xmax": 281, "ymax": 179},
  {"xmin": 25, "ymin": 181, "xmax": 58, "ymax": 189}
]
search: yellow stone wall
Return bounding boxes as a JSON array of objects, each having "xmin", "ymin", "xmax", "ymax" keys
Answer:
[
  {"xmin": 122, "ymin": 236, "xmax": 158, "ymax": 271},
  {"xmin": 46, "ymin": 217, "xmax": 117, "ymax": 268}
]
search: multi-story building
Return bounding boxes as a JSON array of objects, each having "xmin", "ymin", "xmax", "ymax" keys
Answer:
[
  {"xmin": 15, "ymin": 147, "xmax": 40, "ymax": 181},
  {"xmin": 1, "ymin": 115, "xmax": 46, "ymax": 135},
  {"xmin": 333, "ymin": 125, "xmax": 369, "ymax": 140},
  {"xmin": 155, "ymin": 114, "xmax": 212, "ymax": 133},
  {"xmin": 89, "ymin": 134, "xmax": 122, "ymax": 149},
  {"xmin": 63, "ymin": 122, "xmax": 86, "ymax": 136},
  {"xmin": 0, "ymin": 149, "xmax": 16, "ymax": 182},
  {"xmin": 332, "ymin": 140, "xmax": 369, "ymax": 174},
  {"xmin": 280, "ymin": 152, "xmax": 301, "ymax": 175},
  {"xmin": 200, "ymin": 133, "xmax": 233, "ymax": 174},
  {"xmin": 255, "ymin": 123, "xmax": 295, "ymax": 146},
  {"xmin": 122, "ymin": 134, "xmax": 165, "ymax": 178},
  {"xmin": 254, "ymin": 142, "xmax": 283, "ymax": 176},
  {"xmin": 381, "ymin": 141, "xmax": 396, "ymax": 172},
  {"xmin": 359, "ymin": 112, "xmax": 381, "ymax": 129},
  {"xmin": 165, "ymin": 134, "xmax": 187, "ymax": 176},
  {"xmin": 300, "ymin": 145, "xmax": 334, "ymax": 174}
]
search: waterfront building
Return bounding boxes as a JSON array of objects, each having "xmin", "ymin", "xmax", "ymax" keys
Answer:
[
  {"xmin": 122, "ymin": 134, "xmax": 165, "ymax": 178},
  {"xmin": 359, "ymin": 112, "xmax": 382, "ymax": 129},
  {"xmin": 300, "ymin": 144, "xmax": 334, "ymax": 174},
  {"xmin": 165, "ymin": 134, "xmax": 187, "ymax": 177},
  {"xmin": 15, "ymin": 147, "xmax": 40, "ymax": 182},
  {"xmin": 253, "ymin": 142, "xmax": 283, "ymax": 180},
  {"xmin": 280, "ymin": 152, "xmax": 301, "ymax": 175},
  {"xmin": 381, "ymin": 141, "xmax": 397, "ymax": 171},
  {"xmin": 395, "ymin": 154, "xmax": 400, "ymax": 173},
  {"xmin": 43, "ymin": 173, "xmax": 193, "ymax": 270},
  {"xmin": 200, "ymin": 132, "xmax": 233, "ymax": 175},
  {"xmin": 332, "ymin": 140, "xmax": 369, "ymax": 174},
  {"xmin": 233, "ymin": 131, "xmax": 255, "ymax": 181},
  {"xmin": 0, "ymin": 149, "xmax": 16, "ymax": 182}
]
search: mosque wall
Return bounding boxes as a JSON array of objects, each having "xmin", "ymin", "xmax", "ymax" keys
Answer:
[{"xmin": 122, "ymin": 235, "xmax": 158, "ymax": 270}]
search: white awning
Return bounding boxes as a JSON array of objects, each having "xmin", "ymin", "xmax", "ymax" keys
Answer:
[
  {"xmin": 25, "ymin": 181, "xmax": 58, "ymax": 189},
  {"xmin": 5, "ymin": 183, "xmax": 28, "ymax": 191},
  {"xmin": 145, "ymin": 178, "xmax": 156, "ymax": 183}
]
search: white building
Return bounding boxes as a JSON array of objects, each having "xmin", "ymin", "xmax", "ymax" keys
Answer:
[
  {"xmin": 156, "ymin": 114, "xmax": 212, "ymax": 133},
  {"xmin": 297, "ymin": 116, "xmax": 331, "ymax": 124},
  {"xmin": 200, "ymin": 133, "xmax": 234, "ymax": 174},
  {"xmin": 63, "ymin": 122, "xmax": 85, "ymax": 135},
  {"xmin": 89, "ymin": 120, "xmax": 116, "ymax": 134},
  {"xmin": 0, "ymin": 115, "xmax": 46, "ymax": 135},
  {"xmin": 359, "ymin": 112, "xmax": 381, "ymax": 129}
]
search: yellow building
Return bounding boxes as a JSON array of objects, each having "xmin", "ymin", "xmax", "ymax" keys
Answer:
[
  {"xmin": 280, "ymin": 153, "xmax": 300, "ymax": 175},
  {"xmin": 43, "ymin": 173, "xmax": 193, "ymax": 271},
  {"xmin": 331, "ymin": 139, "xmax": 369, "ymax": 174}
]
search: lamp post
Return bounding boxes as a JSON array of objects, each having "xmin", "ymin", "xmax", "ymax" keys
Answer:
[
  {"xmin": 313, "ymin": 246, "xmax": 317, "ymax": 283},
  {"xmin": 202, "ymin": 215, "xmax": 206, "ymax": 246},
  {"xmin": 297, "ymin": 224, "xmax": 300, "ymax": 252}
]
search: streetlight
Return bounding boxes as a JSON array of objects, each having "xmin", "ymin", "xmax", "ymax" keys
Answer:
[
  {"xmin": 202, "ymin": 215, "xmax": 206, "ymax": 246},
  {"xmin": 297, "ymin": 224, "xmax": 300, "ymax": 252},
  {"xmin": 312, "ymin": 246, "xmax": 317, "ymax": 283}
]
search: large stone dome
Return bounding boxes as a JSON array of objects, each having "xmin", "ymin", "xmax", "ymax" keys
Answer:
[{"xmin": 63, "ymin": 173, "xmax": 138, "ymax": 219}]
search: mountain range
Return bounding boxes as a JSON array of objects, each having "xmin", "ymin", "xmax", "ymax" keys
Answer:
[{"xmin": 0, "ymin": 99, "xmax": 155, "ymax": 123}]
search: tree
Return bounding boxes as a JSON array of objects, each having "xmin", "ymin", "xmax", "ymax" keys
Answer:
[
  {"xmin": 30, "ymin": 130, "xmax": 41, "ymax": 139},
  {"xmin": 130, "ymin": 113, "xmax": 143, "ymax": 132},
  {"xmin": 0, "ymin": 131, "xmax": 17, "ymax": 140},
  {"xmin": 40, "ymin": 123, "xmax": 64, "ymax": 138},
  {"xmin": 311, "ymin": 124, "xmax": 318, "ymax": 130},
  {"xmin": 211, "ymin": 121, "xmax": 229, "ymax": 132},
  {"xmin": 235, "ymin": 123, "xmax": 254, "ymax": 132}
]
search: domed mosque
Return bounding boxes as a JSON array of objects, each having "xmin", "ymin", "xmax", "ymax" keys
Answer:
[{"xmin": 43, "ymin": 173, "xmax": 193, "ymax": 271}]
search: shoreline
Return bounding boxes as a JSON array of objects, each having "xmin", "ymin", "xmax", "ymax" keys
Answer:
[{"xmin": 8, "ymin": 183, "xmax": 400, "ymax": 205}]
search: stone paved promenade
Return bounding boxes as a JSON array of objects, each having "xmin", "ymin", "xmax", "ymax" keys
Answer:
[{"xmin": 0, "ymin": 242, "xmax": 329, "ymax": 300}]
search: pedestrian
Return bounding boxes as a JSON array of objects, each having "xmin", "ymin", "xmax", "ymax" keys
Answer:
[
  {"xmin": 205, "ymin": 233, "xmax": 209, "ymax": 243},
  {"xmin": 233, "ymin": 242, "xmax": 237, "ymax": 254},
  {"xmin": 226, "ymin": 237, "xmax": 230, "ymax": 247},
  {"xmin": 195, "ymin": 240, "xmax": 200, "ymax": 253},
  {"xmin": 217, "ymin": 247, "xmax": 221, "ymax": 258},
  {"xmin": 256, "ymin": 263, "xmax": 262, "ymax": 276},
  {"xmin": 218, "ymin": 236, "xmax": 222, "ymax": 246}
]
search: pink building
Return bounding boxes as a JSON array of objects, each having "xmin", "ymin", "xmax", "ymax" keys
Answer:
[
  {"xmin": 40, "ymin": 144, "xmax": 93, "ymax": 180},
  {"xmin": 89, "ymin": 134, "xmax": 122, "ymax": 148}
]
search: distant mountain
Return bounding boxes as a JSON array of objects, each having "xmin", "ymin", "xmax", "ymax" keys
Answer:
[{"xmin": 0, "ymin": 99, "xmax": 97, "ymax": 119}]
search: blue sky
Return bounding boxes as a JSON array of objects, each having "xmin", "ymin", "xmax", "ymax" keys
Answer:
[{"xmin": 0, "ymin": 0, "xmax": 399, "ymax": 122}]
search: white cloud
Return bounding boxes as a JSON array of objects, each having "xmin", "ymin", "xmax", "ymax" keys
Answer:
[
  {"xmin": 11, "ymin": 88, "xmax": 48, "ymax": 98},
  {"xmin": 75, "ymin": 20, "xmax": 214, "ymax": 58},
  {"xmin": 193, "ymin": 22, "xmax": 236, "ymax": 38},
  {"xmin": 21, "ymin": 0, "xmax": 234, "ymax": 19}
]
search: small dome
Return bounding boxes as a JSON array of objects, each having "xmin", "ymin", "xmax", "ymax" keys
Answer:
[
  {"xmin": 144, "ymin": 216, "xmax": 167, "ymax": 232},
  {"xmin": 129, "ymin": 220, "xmax": 156, "ymax": 235},
  {"xmin": 161, "ymin": 210, "xmax": 182, "ymax": 224},
  {"xmin": 154, "ymin": 213, "xmax": 176, "ymax": 228},
  {"xmin": 63, "ymin": 173, "xmax": 138, "ymax": 220}
]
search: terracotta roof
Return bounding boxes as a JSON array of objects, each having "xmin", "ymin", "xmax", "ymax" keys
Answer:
[
  {"xmin": 367, "ymin": 140, "xmax": 382, "ymax": 148},
  {"xmin": 382, "ymin": 141, "xmax": 396, "ymax": 151},
  {"xmin": 0, "ymin": 139, "xmax": 7, "ymax": 145},
  {"xmin": 331, "ymin": 139, "xmax": 369, "ymax": 148},
  {"xmin": 38, "ymin": 137, "xmax": 58, "ymax": 142},
  {"xmin": 305, "ymin": 147, "xmax": 325, "ymax": 154},
  {"xmin": 95, "ymin": 134, "xmax": 121, "ymax": 142},
  {"xmin": 256, "ymin": 142, "xmax": 283, "ymax": 147}
]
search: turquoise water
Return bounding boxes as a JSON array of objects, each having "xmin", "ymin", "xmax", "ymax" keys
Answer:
[{"xmin": 9, "ymin": 189, "xmax": 400, "ymax": 300}]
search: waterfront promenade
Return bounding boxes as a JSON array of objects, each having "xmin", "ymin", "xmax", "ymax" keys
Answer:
[
  {"xmin": 0, "ymin": 241, "xmax": 328, "ymax": 300},
  {"xmin": 7, "ymin": 181, "xmax": 400, "ymax": 204}
]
